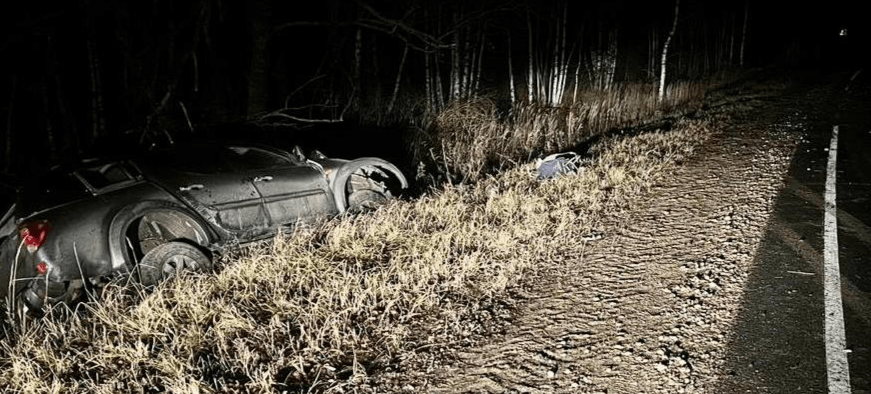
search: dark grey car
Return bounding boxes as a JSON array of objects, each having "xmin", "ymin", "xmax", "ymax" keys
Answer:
[{"xmin": 0, "ymin": 143, "xmax": 407, "ymax": 315}]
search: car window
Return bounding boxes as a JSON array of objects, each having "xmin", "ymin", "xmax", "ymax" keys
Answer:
[
  {"xmin": 76, "ymin": 163, "xmax": 136, "ymax": 190},
  {"xmin": 224, "ymin": 146, "xmax": 293, "ymax": 170}
]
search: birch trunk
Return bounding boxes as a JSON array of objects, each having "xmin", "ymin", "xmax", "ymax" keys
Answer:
[
  {"xmin": 387, "ymin": 44, "xmax": 408, "ymax": 113},
  {"xmin": 658, "ymin": 0, "xmax": 680, "ymax": 102},
  {"xmin": 451, "ymin": 10, "xmax": 460, "ymax": 99},
  {"xmin": 526, "ymin": 7, "xmax": 534, "ymax": 103},
  {"xmin": 572, "ymin": 60, "xmax": 581, "ymax": 105},
  {"xmin": 508, "ymin": 34, "xmax": 516, "ymax": 107}
]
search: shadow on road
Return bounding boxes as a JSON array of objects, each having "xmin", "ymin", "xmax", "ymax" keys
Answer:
[
  {"xmin": 717, "ymin": 74, "xmax": 871, "ymax": 393},
  {"xmin": 716, "ymin": 86, "xmax": 833, "ymax": 394}
]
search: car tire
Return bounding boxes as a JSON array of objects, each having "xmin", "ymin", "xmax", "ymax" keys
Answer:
[
  {"xmin": 346, "ymin": 188, "xmax": 391, "ymax": 214},
  {"xmin": 137, "ymin": 241, "xmax": 212, "ymax": 286}
]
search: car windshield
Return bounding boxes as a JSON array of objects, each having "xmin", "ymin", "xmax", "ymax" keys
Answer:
[
  {"xmin": 76, "ymin": 162, "xmax": 137, "ymax": 191},
  {"xmin": 224, "ymin": 146, "xmax": 293, "ymax": 169}
]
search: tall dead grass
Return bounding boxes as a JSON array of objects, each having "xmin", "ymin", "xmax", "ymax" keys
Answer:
[
  {"xmin": 418, "ymin": 82, "xmax": 704, "ymax": 182},
  {"xmin": 0, "ymin": 112, "xmax": 711, "ymax": 392}
]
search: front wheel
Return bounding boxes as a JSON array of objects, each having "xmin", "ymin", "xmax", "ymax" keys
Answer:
[
  {"xmin": 137, "ymin": 242, "xmax": 212, "ymax": 286},
  {"xmin": 346, "ymin": 188, "xmax": 390, "ymax": 214}
]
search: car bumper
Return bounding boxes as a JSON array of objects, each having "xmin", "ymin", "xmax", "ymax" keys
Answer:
[{"xmin": 21, "ymin": 277, "xmax": 84, "ymax": 313}]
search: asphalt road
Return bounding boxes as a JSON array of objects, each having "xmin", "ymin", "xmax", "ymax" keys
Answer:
[
  {"xmin": 837, "ymin": 71, "xmax": 871, "ymax": 393},
  {"xmin": 718, "ymin": 71, "xmax": 871, "ymax": 394}
]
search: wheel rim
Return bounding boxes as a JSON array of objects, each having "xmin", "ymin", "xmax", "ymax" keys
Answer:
[{"xmin": 161, "ymin": 255, "xmax": 200, "ymax": 278}]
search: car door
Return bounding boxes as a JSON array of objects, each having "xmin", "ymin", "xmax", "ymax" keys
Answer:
[
  {"xmin": 223, "ymin": 146, "xmax": 337, "ymax": 228},
  {"xmin": 139, "ymin": 147, "xmax": 269, "ymax": 234}
]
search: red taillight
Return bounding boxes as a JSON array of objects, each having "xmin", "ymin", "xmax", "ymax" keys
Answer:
[
  {"xmin": 19, "ymin": 220, "xmax": 52, "ymax": 253},
  {"xmin": 36, "ymin": 262, "xmax": 48, "ymax": 275}
]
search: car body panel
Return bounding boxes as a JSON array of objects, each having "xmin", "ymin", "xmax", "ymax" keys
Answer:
[
  {"xmin": 153, "ymin": 168, "xmax": 269, "ymax": 233},
  {"xmin": 20, "ymin": 181, "xmax": 192, "ymax": 278},
  {"xmin": 0, "ymin": 142, "xmax": 408, "ymax": 312},
  {"xmin": 253, "ymin": 165, "xmax": 339, "ymax": 225}
]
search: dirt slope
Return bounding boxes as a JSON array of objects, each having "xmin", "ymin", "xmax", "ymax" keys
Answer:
[{"xmin": 373, "ymin": 80, "xmax": 823, "ymax": 393}]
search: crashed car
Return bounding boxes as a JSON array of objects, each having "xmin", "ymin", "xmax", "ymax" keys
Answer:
[{"xmin": 0, "ymin": 143, "xmax": 407, "ymax": 314}]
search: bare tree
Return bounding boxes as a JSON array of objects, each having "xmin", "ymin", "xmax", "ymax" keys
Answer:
[
  {"xmin": 526, "ymin": 6, "xmax": 534, "ymax": 103},
  {"xmin": 508, "ymin": 32, "xmax": 516, "ymax": 106},
  {"xmin": 387, "ymin": 43, "xmax": 409, "ymax": 112},
  {"xmin": 658, "ymin": 0, "xmax": 680, "ymax": 102},
  {"xmin": 87, "ymin": 32, "xmax": 105, "ymax": 140},
  {"xmin": 588, "ymin": 27, "xmax": 618, "ymax": 91},
  {"xmin": 525, "ymin": 1, "xmax": 574, "ymax": 106}
]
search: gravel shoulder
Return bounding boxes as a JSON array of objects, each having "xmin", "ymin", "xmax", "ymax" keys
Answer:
[{"xmin": 373, "ymin": 77, "xmax": 835, "ymax": 393}]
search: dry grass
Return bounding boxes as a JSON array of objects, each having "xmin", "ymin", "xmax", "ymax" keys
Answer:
[
  {"xmin": 418, "ymin": 82, "xmax": 704, "ymax": 182},
  {"xmin": 0, "ymin": 108, "xmax": 711, "ymax": 392}
]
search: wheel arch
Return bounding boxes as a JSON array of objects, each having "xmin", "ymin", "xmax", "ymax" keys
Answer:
[
  {"xmin": 108, "ymin": 201, "xmax": 216, "ymax": 271},
  {"xmin": 330, "ymin": 158, "xmax": 408, "ymax": 214}
]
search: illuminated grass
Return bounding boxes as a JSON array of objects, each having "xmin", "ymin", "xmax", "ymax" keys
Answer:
[
  {"xmin": 0, "ymin": 111, "xmax": 711, "ymax": 393},
  {"xmin": 2, "ymin": 68, "xmax": 761, "ymax": 391},
  {"xmin": 418, "ymin": 82, "xmax": 704, "ymax": 182}
]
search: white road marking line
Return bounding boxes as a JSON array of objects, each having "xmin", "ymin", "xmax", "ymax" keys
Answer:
[{"xmin": 824, "ymin": 125, "xmax": 851, "ymax": 394}]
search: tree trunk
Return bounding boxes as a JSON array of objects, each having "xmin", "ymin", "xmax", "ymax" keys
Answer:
[
  {"xmin": 658, "ymin": 0, "xmax": 680, "ymax": 102},
  {"xmin": 740, "ymin": 1, "xmax": 748, "ymax": 67},
  {"xmin": 450, "ymin": 10, "xmax": 460, "ymax": 99},
  {"xmin": 648, "ymin": 27, "xmax": 658, "ymax": 83},
  {"xmin": 729, "ymin": 12, "xmax": 735, "ymax": 65},
  {"xmin": 246, "ymin": 0, "xmax": 271, "ymax": 118},
  {"xmin": 425, "ymin": 50, "xmax": 433, "ymax": 112},
  {"xmin": 508, "ymin": 33, "xmax": 516, "ymax": 107},
  {"xmin": 474, "ymin": 22, "xmax": 486, "ymax": 95},
  {"xmin": 87, "ymin": 37, "xmax": 105, "ymax": 141},
  {"xmin": 526, "ymin": 5, "xmax": 534, "ymax": 103},
  {"xmin": 572, "ymin": 59, "xmax": 581, "ymax": 105},
  {"xmin": 607, "ymin": 30, "xmax": 617, "ymax": 91},
  {"xmin": 435, "ymin": 50, "xmax": 445, "ymax": 110},
  {"xmin": 354, "ymin": 28, "xmax": 362, "ymax": 94},
  {"xmin": 387, "ymin": 44, "xmax": 408, "ymax": 113}
]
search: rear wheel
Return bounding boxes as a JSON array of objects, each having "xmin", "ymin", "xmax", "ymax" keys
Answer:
[{"xmin": 137, "ymin": 242, "xmax": 212, "ymax": 286}]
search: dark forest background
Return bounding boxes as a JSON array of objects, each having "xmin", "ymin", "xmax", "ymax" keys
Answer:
[{"xmin": 0, "ymin": 0, "xmax": 864, "ymax": 177}]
